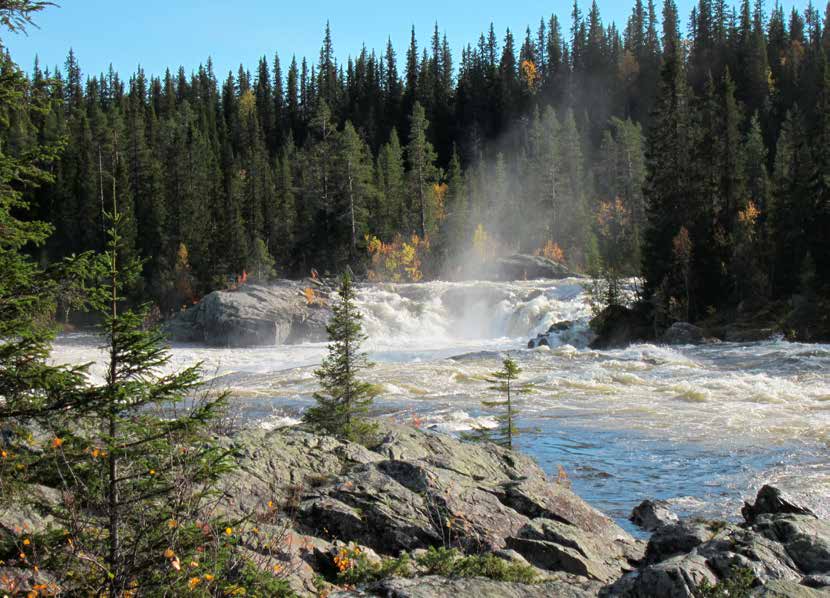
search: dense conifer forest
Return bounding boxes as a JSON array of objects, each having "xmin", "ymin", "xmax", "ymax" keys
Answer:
[{"xmin": 5, "ymin": 0, "xmax": 830, "ymax": 320}]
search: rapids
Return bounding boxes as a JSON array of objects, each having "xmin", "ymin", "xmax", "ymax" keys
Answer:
[{"xmin": 50, "ymin": 278, "xmax": 830, "ymax": 530}]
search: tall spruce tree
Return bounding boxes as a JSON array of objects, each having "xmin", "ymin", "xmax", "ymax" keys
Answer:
[
  {"xmin": 406, "ymin": 101, "xmax": 438, "ymax": 238},
  {"xmin": 303, "ymin": 272, "xmax": 378, "ymax": 443}
]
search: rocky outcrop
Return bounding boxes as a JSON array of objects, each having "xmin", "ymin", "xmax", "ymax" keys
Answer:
[
  {"xmin": 220, "ymin": 423, "xmax": 643, "ymax": 595},
  {"xmin": 589, "ymin": 305, "xmax": 653, "ymax": 350},
  {"xmin": 164, "ymin": 281, "xmax": 331, "ymax": 347},
  {"xmin": 490, "ymin": 254, "xmax": 573, "ymax": 281},
  {"xmin": 741, "ymin": 485, "xmax": 817, "ymax": 524},
  {"xmin": 216, "ymin": 425, "xmax": 830, "ymax": 597},
  {"xmin": 215, "ymin": 422, "xmax": 830, "ymax": 597},
  {"xmin": 330, "ymin": 575, "xmax": 605, "ymax": 597},
  {"xmin": 660, "ymin": 322, "xmax": 713, "ymax": 345},
  {"xmin": 604, "ymin": 486, "xmax": 830, "ymax": 597}
]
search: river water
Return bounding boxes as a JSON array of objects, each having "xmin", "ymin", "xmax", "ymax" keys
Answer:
[{"xmin": 50, "ymin": 278, "xmax": 830, "ymax": 530}]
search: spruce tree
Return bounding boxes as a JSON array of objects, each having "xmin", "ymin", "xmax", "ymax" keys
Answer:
[
  {"xmin": 0, "ymin": 0, "xmax": 92, "ymax": 506},
  {"xmin": 406, "ymin": 101, "xmax": 438, "ymax": 238},
  {"xmin": 47, "ymin": 181, "xmax": 231, "ymax": 595},
  {"xmin": 467, "ymin": 355, "xmax": 531, "ymax": 450},
  {"xmin": 304, "ymin": 273, "xmax": 378, "ymax": 444}
]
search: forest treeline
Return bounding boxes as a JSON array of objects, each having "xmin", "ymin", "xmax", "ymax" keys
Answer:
[{"xmin": 4, "ymin": 0, "xmax": 830, "ymax": 319}]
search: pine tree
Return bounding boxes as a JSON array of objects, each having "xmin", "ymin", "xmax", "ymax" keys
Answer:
[{"xmin": 303, "ymin": 273, "xmax": 378, "ymax": 443}]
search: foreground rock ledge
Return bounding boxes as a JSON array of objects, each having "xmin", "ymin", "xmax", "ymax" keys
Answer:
[{"xmin": 217, "ymin": 424, "xmax": 830, "ymax": 596}]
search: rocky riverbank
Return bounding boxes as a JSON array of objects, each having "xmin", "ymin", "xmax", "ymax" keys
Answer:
[
  {"xmin": 2, "ymin": 422, "xmax": 828, "ymax": 596},
  {"xmin": 217, "ymin": 423, "xmax": 828, "ymax": 597},
  {"xmin": 587, "ymin": 295, "xmax": 830, "ymax": 350}
]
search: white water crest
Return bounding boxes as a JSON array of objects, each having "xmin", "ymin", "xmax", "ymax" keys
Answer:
[{"xmin": 50, "ymin": 278, "xmax": 830, "ymax": 527}]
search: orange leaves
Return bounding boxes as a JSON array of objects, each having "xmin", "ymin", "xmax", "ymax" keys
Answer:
[
  {"xmin": 534, "ymin": 240, "xmax": 566, "ymax": 264},
  {"xmin": 738, "ymin": 201, "xmax": 761, "ymax": 227},
  {"xmin": 366, "ymin": 233, "xmax": 430, "ymax": 282},
  {"xmin": 304, "ymin": 287, "xmax": 317, "ymax": 306},
  {"xmin": 333, "ymin": 545, "xmax": 362, "ymax": 573},
  {"xmin": 521, "ymin": 59, "xmax": 539, "ymax": 91}
]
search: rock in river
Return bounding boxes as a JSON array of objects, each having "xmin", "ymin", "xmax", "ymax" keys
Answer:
[{"xmin": 164, "ymin": 281, "xmax": 331, "ymax": 347}]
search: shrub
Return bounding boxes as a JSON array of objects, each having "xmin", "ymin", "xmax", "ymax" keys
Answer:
[{"xmin": 416, "ymin": 547, "xmax": 538, "ymax": 584}]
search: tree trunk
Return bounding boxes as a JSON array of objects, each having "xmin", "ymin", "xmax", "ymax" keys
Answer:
[{"xmin": 348, "ymin": 158, "xmax": 357, "ymax": 259}]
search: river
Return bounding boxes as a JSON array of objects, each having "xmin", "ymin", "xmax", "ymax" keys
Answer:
[{"xmin": 50, "ymin": 278, "xmax": 830, "ymax": 531}]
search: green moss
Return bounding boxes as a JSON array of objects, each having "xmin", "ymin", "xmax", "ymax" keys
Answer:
[
  {"xmin": 698, "ymin": 566, "xmax": 756, "ymax": 598},
  {"xmin": 336, "ymin": 550, "xmax": 414, "ymax": 585},
  {"xmin": 417, "ymin": 547, "xmax": 539, "ymax": 584}
]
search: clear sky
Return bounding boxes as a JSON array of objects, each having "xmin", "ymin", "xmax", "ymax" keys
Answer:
[{"xmin": 3, "ymin": 0, "xmax": 812, "ymax": 81}]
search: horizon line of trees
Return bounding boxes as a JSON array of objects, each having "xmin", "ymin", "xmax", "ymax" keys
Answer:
[{"xmin": 4, "ymin": 0, "xmax": 830, "ymax": 320}]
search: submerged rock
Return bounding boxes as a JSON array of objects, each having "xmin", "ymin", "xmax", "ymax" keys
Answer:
[
  {"xmin": 528, "ymin": 320, "xmax": 590, "ymax": 349},
  {"xmin": 164, "ymin": 281, "xmax": 331, "ymax": 347}
]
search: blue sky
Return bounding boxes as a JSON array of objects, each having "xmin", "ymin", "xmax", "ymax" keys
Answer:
[{"xmin": 3, "ymin": 1, "xmax": 812, "ymax": 80}]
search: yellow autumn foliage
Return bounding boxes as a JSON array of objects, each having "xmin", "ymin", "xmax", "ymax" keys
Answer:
[
  {"xmin": 472, "ymin": 224, "xmax": 498, "ymax": 262},
  {"xmin": 366, "ymin": 233, "xmax": 430, "ymax": 282},
  {"xmin": 521, "ymin": 60, "xmax": 538, "ymax": 91}
]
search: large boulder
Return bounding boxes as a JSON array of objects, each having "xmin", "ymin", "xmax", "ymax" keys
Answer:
[{"xmin": 164, "ymin": 281, "xmax": 331, "ymax": 347}]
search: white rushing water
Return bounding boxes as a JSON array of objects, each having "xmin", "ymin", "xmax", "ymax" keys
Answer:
[{"xmin": 51, "ymin": 278, "xmax": 830, "ymax": 528}]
